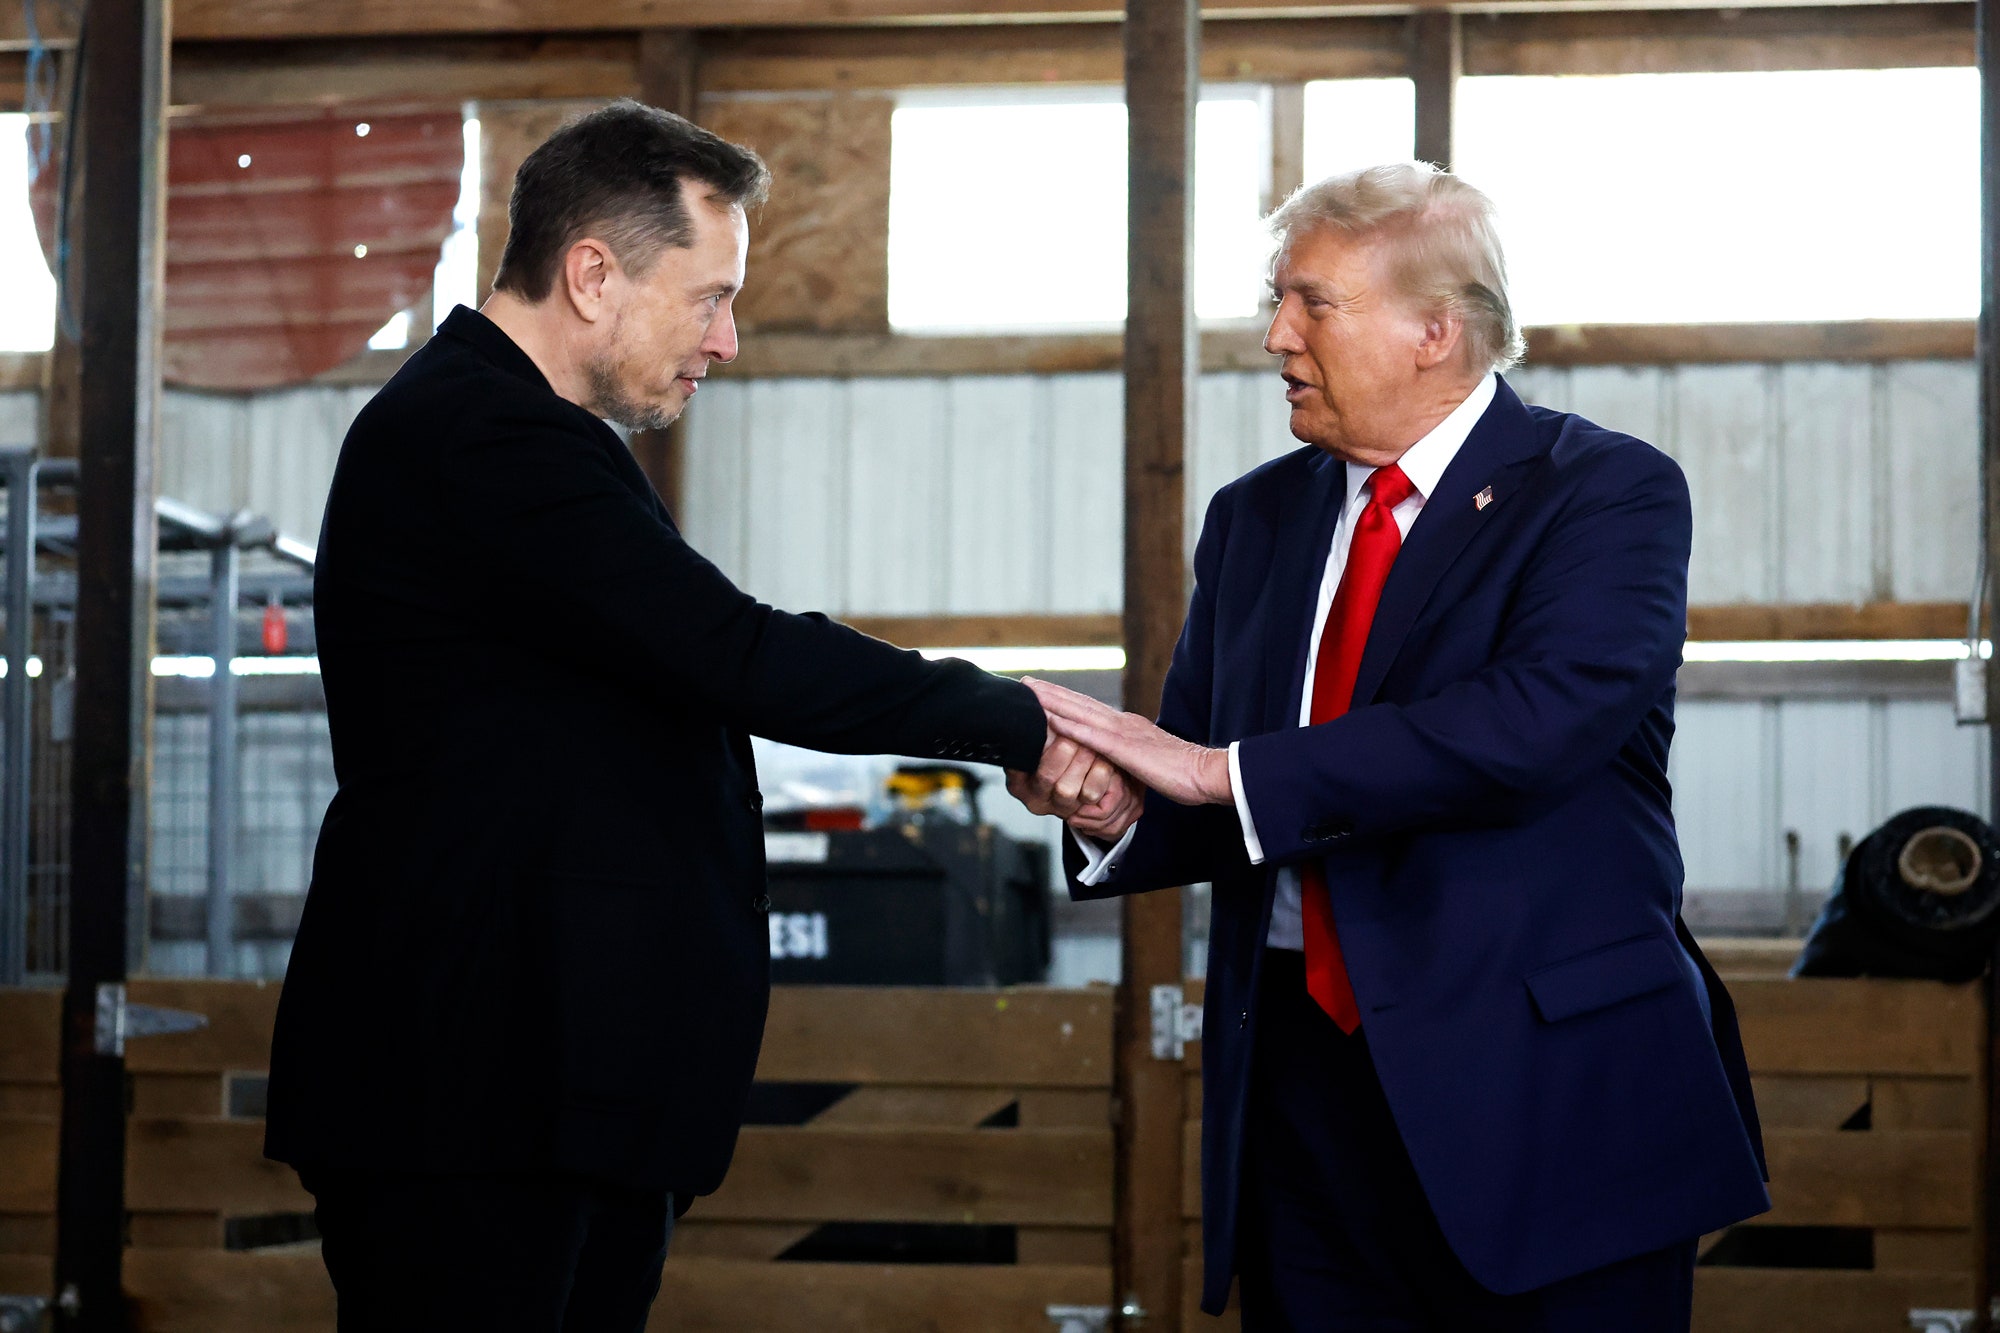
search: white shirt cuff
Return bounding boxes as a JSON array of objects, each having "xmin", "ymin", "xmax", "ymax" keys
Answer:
[
  {"xmin": 1229, "ymin": 741, "xmax": 1266, "ymax": 866},
  {"xmin": 1071, "ymin": 822, "xmax": 1139, "ymax": 887}
]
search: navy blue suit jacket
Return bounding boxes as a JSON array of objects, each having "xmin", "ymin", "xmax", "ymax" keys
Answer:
[{"xmin": 1071, "ymin": 378, "xmax": 1769, "ymax": 1311}]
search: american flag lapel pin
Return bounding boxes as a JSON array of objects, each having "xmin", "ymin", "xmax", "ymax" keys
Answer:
[{"xmin": 1474, "ymin": 486, "xmax": 1494, "ymax": 511}]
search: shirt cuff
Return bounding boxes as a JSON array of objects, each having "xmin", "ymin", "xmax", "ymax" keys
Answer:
[
  {"xmin": 1229, "ymin": 741, "xmax": 1266, "ymax": 866},
  {"xmin": 1071, "ymin": 822, "xmax": 1139, "ymax": 887}
]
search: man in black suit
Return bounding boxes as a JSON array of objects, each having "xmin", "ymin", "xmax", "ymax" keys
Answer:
[{"xmin": 266, "ymin": 100, "xmax": 1126, "ymax": 1331}]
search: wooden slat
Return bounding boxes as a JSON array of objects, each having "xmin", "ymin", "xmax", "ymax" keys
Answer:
[
  {"xmin": 0, "ymin": 1118, "xmax": 56, "ymax": 1213},
  {"xmin": 125, "ymin": 1118, "xmax": 313, "ymax": 1214},
  {"xmin": 1182, "ymin": 1118, "xmax": 1202, "ymax": 1220},
  {"xmin": 1874, "ymin": 1075, "xmax": 1981, "ymax": 1131},
  {"xmin": 1874, "ymin": 1227, "xmax": 1976, "ymax": 1272},
  {"xmin": 3, "ymin": 0, "xmax": 1966, "ymax": 46},
  {"xmin": 132, "ymin": 1073, "xmax": 227, "ymax": 1118},
  {"xmin": 1467, "ymin": 3, "xmax": 1971, "ymax": 76},
  {"xmin": 0, "ymin": 1213, "xmax": 53, "ymax": 1255},
  {"xmin": 0, "ymin": 1255, "xmax": 52, "ymax": 1300},
  {"xmin": 1731, "ymin": 978, "xmax": 1982, "ymax": 1076},
  {"xmin": 1761, "ymin": 1129, "xmax": 1974, "ymax": 1229},
  {"xmin": 1689, "ymin": 601, "xmax": 1972, "ymax": 641},
  {"xmin": 811, "ymin": 1086, "xmax": 1018, "ymax": 1127},
  {"xmin": 0, "ymin": 1087, "xmax": 59, "ymax": 1116},
  {"xmin": 174, "ymin": 35, "xmax": 639, "ymax": 107},
  {"xmin": 757, "ymin": 988, "xmax": 1113, "ymax": 1088},
  {"xmin": 696, "ymin": 1125, "xmax": 1112, "ymax": 1226},
  {"xmin": 653, "ymin": 1259, "xmax": 1112, "ymax": 1333},
  {"xmin": 1017, "ymin": 1089, "xmax": 1112, "ymax": 1128},
  {"xmin": 1746, "ymin": 1075, "xmax": 1868, "ymax": 1130},
  {"xmin": 129, "ymin": 1212, "xmax": 227, "ymax": 1249},
  {"xmin": 124, "ymin": 980, "xmax": 284, "ymax": 1074},
  {"xmin": 1693, "ymin": 1269, "xmax": 1974, "ymax": 1333},
  {"xmin": 662, "ymin": 1220, "xmax": 815, "ymax": 1260},
  {"xmin": 125, "ymin": 1248, "xmax": 335, "ymax": 1333},
  {"xmin": 0, "ymin": 990, "xmax": 61, "ymax": 1083},
  {"xmin": 1016, "ymin": 1225, "xmax": 1113, "ymax": 1266},
  {"xmin": 1527, "ymin": 318, "xmax": 1974, "ymax": 365}
]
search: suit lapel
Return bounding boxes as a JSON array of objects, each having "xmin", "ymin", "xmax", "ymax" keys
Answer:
[
  {"xmin": 1349, "ymin": 378, "xmax": 1549, "ymax": 711},
  {"xmin": 1263, "ymin": 449, "xmax": 1348, "ymax": 733}
]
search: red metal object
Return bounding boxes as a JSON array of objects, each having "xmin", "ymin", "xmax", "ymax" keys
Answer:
[
  {"xmin": 260, "ymin": 597, "xmax": 288, "ymax": 655},
  {"xmin": 32, "ymin": 105, "xmax": 463, "ymax": 389}
]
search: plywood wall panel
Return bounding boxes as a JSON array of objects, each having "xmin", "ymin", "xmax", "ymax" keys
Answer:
[
  {"xmin": 702, "ymin": 94, "xmax": 893, "ymax": 335},
  {"xmin": 1884, "ymin": 361, "xmax": 1979, "ymax": 603}
]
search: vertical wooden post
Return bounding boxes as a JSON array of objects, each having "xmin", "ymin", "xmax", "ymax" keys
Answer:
[
  {"xmin": 633, "ymin": 29, "xmax": 702, "ymax": 514},
  {"xmin": 1979, "ymin": 0, "xmax": 2000, "ymax": 1324},
  {"xmin": 52, "ymin": 0, "xmax": 167, "ymax": 1324},
  {"xmin": 1412, "ymin": 9, "xmax": 1461, "ymax": 172},
  {"xmin": 1121, "ymin": 0, "xmax": 1194, "ymax": 1327},
  {"xmin": 1265, "ymin": 82, "xmax": 1307, "ymax": 217}
]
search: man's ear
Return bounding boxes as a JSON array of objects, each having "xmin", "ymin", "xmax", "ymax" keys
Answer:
[
  {"xmin": 563, "ymin": 239, "xmax": 615, "ymax": 324},
  {"xmin": 1415, "ymin": 311, "xmax": 1466, "ymax": 372}
]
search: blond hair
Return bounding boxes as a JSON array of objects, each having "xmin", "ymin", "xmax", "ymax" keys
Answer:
[{"xmin": 1268, "ymin": 162, "xmax": 1524, "ymax": 373}]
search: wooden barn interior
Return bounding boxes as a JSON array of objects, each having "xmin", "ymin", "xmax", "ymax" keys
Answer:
[{"xmin": 0, "ymin": 0, "xmax": 1994, "ymax": 1329}]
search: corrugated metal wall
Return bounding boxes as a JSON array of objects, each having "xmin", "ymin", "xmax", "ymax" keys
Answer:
[{"xmin": 684, "ymin": 360, "xmax": 1980, "ymax": 611}]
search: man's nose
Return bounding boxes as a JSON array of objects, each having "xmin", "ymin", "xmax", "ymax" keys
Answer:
[
  {"xmin": 1264, "ymin": 309, "xmax": 1301, "ymax": 356},
  {"xmin": 705, "ymin": 303, "xmax": 739, "ymax": 365}
]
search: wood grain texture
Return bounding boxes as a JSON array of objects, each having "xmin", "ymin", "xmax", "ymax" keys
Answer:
[
  {"xmin": 653, "ymin": 1259, "xmax": 1112, "ymax": 1333},
  {"xmin": 757, "ymin": 987, "xmax": 1113, "ymax": 1088},
  {"xmin": 695, "ymin": 1125, "xmax": 1113, "ymax": 1225},
  {"xmin": 124, "ymin": 1248, "xmax": 335, "ymax": 1333},
  {"xmin": 703, "ymin": 94, "xmax": 892, "ymax": 334},
  {"xmin": 123, "ymin": 979, "xmax": 283, "ymax": 1074},
  {"xmin": 1691, "ymin": 1269, "xmax": 1974, "ymax": 1333},
  {"xmin": 1760, "ymin": 1128, "xmax": 1975, "ymax": 1228},
  {"xmin": 1465, "ymin": 3, "xmax": 1971, "ymax": 75},
  {"xmin": 0, "ymin": 990, "xmax": 61, "ymax": 1083},
  {"xmin": 0, "ymin": 1117, "xmax": 56, "ymax": 1212},
  {"xmin": 1730, "ymin": 978, "xmax": 1983, "ymax": 1076},
  {"xmin": 125, "ymin": 1117, "xmax": 314, "ymax": 1214}
]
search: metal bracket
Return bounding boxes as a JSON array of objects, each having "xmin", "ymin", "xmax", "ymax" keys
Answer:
[
  {"xmin": 1909, "ymin": 1310, "xmax": 1976, "ymax": 1333},
  {"xmin": 1047, "ymin": 1305, "xmax": 1111, "ymax": 1333},
  {"xmin": 92, "ymin": 983, "xmax": 208, "ymax": 1057},
  {"xmin": 1149, "ymin": 983, "xmax": 1202, "ymax": 1061},
  {"xmin": 0, "ymin": 1295, "xmax": 47, "ymax": 1333}
]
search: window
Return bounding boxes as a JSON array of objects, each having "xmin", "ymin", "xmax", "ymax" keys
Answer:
[
  {"xmin": 1452, "ymin": 68, "xmax": 1976, "ymax": 325},
  {"xmin": 887, "ymin": 89, "xmax": 1268, "ymax": 330},
  {"xmin": 0, "ymin": 114, "xmax": 56, "ymax": 352},
  {"xmin": 369, "ymin": 111, "xmax": 482, "ymax": 349},
  {"xmin": 1301, "ymin": 78, "xmax": 1414, "ymax": 184}
]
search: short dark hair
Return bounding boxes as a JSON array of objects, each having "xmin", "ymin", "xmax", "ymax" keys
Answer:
[{"xmin": 493, "ymin": 99, "xmax": 770, "ymax": 303}]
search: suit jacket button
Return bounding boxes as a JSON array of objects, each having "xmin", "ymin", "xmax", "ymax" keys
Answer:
[
  {"xmin": 1239, "ymin": 1010, "xmax": 1248, "ymax": 1028},
  {"xmin": 747, "ymin": 792, "xmax": 765, "ymax": 812},
  {"xmin": 753, "ymin": 894, "xmax": 772, "ymax": 913}
]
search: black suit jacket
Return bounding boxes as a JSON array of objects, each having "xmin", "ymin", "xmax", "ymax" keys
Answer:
[{"xmin": 265, "ymin": 307, "xmax": 1046, "ymax": 1198}]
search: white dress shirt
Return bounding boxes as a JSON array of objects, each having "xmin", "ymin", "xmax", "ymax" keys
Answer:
[{"xmin": 1073, "ymin": 373, "xmax": 1497, "ymax": 950}]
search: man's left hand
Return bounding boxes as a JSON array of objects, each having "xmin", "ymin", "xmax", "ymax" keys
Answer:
[
  {"xmin": 1023, "ymin": 677, "xmax": 1233, "ymax": 808},
  {"xmin": 1006, "ymin": 732, "xmax": 1146, "ymax": 842}
]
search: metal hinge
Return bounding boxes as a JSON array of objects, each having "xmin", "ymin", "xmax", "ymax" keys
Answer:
[
  {"xmin": 0, "ymin": 1295, "xmax": 46, "ymax": 1333},
  {"xmin": 1909, "ymin": 1310, "xmax": 1977, "ymax": 1333},
  {"xmin": 1047, "ymin": 1305, "xmax": 1111, "ymax": 1333},
  {"xmin": 92, "ymin": 983, "xmax": 208, "ymax": 1057},
  {"xmin": 1149, "ymin": 984, "xmax": 1202, "ymax": 1061}
]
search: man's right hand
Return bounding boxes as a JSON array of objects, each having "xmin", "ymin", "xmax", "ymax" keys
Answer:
[{"xmin": 1006, "ymin": 734, "xmax": 1146, "ymax": 843}]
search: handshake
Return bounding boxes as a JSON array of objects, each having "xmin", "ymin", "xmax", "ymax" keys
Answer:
[{"xmin": 1002, "ymin": 677, "xmax": 1235, "ymax": 843}]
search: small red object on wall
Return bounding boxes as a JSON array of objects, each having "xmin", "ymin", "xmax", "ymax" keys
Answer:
[{"xmin": 261, "ymin": 596, "xmax": 288, "ymax": 655}]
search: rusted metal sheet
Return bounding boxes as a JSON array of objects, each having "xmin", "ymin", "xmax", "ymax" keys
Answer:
[{"xmin": 33, "ymin": 105, "xmax": 461, "ymax": 389}]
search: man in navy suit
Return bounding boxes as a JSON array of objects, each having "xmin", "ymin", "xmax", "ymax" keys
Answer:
[{"xmin": 1016, "ymin": 163, "xmax": 1769, "ymax": 1330}]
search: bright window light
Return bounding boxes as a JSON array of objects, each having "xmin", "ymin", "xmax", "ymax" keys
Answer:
[
  {"xmin": 1684, "ymin": 640, "xmax": 1988, "ymax": 663},
  {"xmin": 0, "ymin": 114, "xmax": 56, "ymax": 352},
  {"xmin": 1301, "ymin": 79, "xmax": 1415, "ymax": 185},
  {"xmin": 887, "ymin": 90, "xmax": 1267, "ymax": 330},
  {"xmin": 151, "ymin": 655, "xmax": 324, "ymax": 677},
  {"xmin": 432, "ymin": 114, "xmax": 482, "ymax": 329},
  {"xmin": 1452, "ymin": 68, "xmax": 1976, "ymax": 325},
  {"xmin": 368, "ymin": 309, "xmax": 411, "ymax": 350}
]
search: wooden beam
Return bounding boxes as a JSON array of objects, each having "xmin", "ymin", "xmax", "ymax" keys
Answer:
[
  {"xmin": 1687, "ymin": 601, "xmax": 1972, "ymax": 640},
  {"xmin": 0, "ymin": 0, "xmax": 1969, "ymax": 49},
  {"xmin": 1265, "ymin": 81, "xmax": 1307, "ymax": 215},
  {"xmin": 1465, "ymin": 3, "xmax": 1972, "ymax": 74},
  {"xmin": 1412, "ymin": 9, "xmax": 1461, "ymax": 169},
  {"xmin": 1, "ymin": 8, "xmax": 1968, "ymax": 111},
  {"xmin": 1118, "ymin": 1, "xmax": 1194, "ymax": 1329}
]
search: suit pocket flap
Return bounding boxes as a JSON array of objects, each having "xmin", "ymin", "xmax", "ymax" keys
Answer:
[{"xmin": 1525, "ymin": 934, "xmax": 1682, "ymax": 1023}]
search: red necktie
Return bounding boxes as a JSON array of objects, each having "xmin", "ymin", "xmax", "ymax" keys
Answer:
[{"xmin": 1301, "ymin": 463, "xmax": 1416, "ymax": 1032}]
